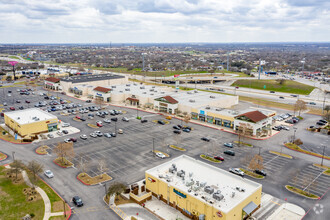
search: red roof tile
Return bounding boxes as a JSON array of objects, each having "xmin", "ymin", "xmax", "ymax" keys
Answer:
[
  {"xmin": 126, "ymin": 97, "xmax": 139, "ymax": 102},
  {"xmin": 45, "ymin": 77, "xmax": 60, "ymax": 83},
  {"xmin": 93, "ymin": 86, "xmax": 111, "ymax": 93},
  {"xmin": 236, "ymin": 111, "xmax": 267, "ymax": 123},
  {"xmin": 162, "ymin": 96, "xmax": 178, "ymax": 104}
]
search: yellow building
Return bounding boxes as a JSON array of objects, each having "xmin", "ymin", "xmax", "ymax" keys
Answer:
[
  {"xmin": 4, "ymin": 108, "xmax": 59, "ymax": 137},
  {"xmin": 145, "ymin": 155, "xmax": 262, "ymax": 220}
]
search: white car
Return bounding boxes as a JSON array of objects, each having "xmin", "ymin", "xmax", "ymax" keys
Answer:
[
  {"xmin": 57, "ymin": 131, "xmax": 63, "ymax": 136},
  {"xmin": 156, "ymin": 152, "xmax": 166, "ymax": 159},
  {"xmin": 122, "ymin": 117, "xmax": 129, "ymax": 122},
  {"xmin": 80, "ymin": 134, "xmax": 87, "ymax": 140},
  {"xmin": 103, "ymin": 118, "xmax": 111, "ymax": 123},
  {"xmin": 90, "ymin": 133, "xmax": 97, "ymax": 138},
  {"xmin": 62, "ymin": 123, "xmax": 70, "ymax": 127},
  {"xmin": 229, "ymin": 168, "xmax": 244, "ymax": 177},
  {"xmin": 44, "ymin": 170, "xmax": 54, "ymax": 178}
]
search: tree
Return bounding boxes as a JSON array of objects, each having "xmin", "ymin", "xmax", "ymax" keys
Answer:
[
  {"xmin": 240, "ymin": 153, "xmax": 254, "ymax": 167},
  {"xmin": 76, "ymin": 154, "xmax": 90, "ymax": 177},
  {"xmin": 276, "ymin": 78, "xmax": 286, "ymax": 85},
  {"xmin": 27, "ymin": 160, "xmax": 44, "ymax": 182},
  {"xmin": 97, "ymin": 159, "xmax": 109, "ymax": 179},
  {"xmin": 323, "ymin": 105, "xmax": 330, "ymax": 122},
  {"xmin": 53, "ymin": 142, "xmax": 75, "ymax": 165},
  {"xmin": 107, "ymin": 182, "xmax": 127, "ymax": 198},
  {"xmin": 236, "ymin": 123, "xmax": 253, "ymax": 146},
  {"xmin": 94, "ymin": 98, "xmax": 105, "ymax": 108},
  {"xmin": 183, "ymin": 114, "xmax": 191, "ymax": 125},
  {"xmin": 248, "ymin": 154, "xmax": 264, "ymax": 171},
  {"xmin": 11, "ymin": 159, "xmax": 24, "ymax": 180},
  {"xmin": 294, "ymin": 100, "xmax": 307, "ymax": 116}
]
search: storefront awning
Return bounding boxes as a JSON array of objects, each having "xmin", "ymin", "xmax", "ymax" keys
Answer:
[{"xmin": 243, "ymin": 201, "xmax": 258, "ymax": 215}]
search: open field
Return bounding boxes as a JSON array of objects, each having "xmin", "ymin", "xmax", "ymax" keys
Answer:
[{"xmin": 232, "ymin": 79, "xmax": 315, "ymax": 95}]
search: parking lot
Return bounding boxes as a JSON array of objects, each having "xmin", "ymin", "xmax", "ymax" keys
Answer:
[{"xmin": 288, "ymin": 164, "xmax": 330, "ymax": 197}]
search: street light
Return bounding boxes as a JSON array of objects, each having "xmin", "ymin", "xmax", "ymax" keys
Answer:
[
  {"xmin": 292, "ymin": 127, "xmax": 297, "ymax": 143},
  {"xmin": 321, "ymin": 145, "xmax": 326, "ymax": 167}
]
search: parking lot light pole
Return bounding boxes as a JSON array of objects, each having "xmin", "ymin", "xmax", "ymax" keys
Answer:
[
  {"xmin": 321, "ymin": 145, "xmax": 326, "ymax": 167},
  {"xmin": 152, "ymin": 138, "xmax": 155, "ymax": 157},
  {"xmin": 292, "ymin": 127, "xmax": 297, "ymax": 143}
]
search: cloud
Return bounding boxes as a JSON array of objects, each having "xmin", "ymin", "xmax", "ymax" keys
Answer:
[{"xmin": 0, "ymin": 0, "xmax": 329, "ymax": 43}]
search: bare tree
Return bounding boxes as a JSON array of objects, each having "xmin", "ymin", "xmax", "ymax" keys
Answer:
[
  {"xmin": 53, "ymin": 142, "xmax": 75, "ymax": 165},
  {"xmin": 76, "ymin": 154, "xmax": 90, "ymax": 177},
  {"xmin": 276, "ymin": 78, "xmax": 286, "ymax": 85},
  {"xmin": 236, "ymin": 123, "xmax": 253, "ymax": 146},
  {"xmin": 97, "ymin": 159, "xmax": 109, "ymax": 179},
  {"xmin": 27, "ymin": 160, "xmax": 44, "ymax": 182},
  {"xmin": 248, "ymin": 154, "xmax": 264, "ymax": 171},
  {"xmin": 323, "ymin": 105, "xmax": 330, "ymax": 122},
  {"xmin": 240, "ymin": 153, "xmax": 254, "ymax": 167},
  {"xmin": 294, "ymin": 100, "xmax": 307, "ymax": 117},
  {"xmin": 183, "ymin": 114, "xmax": 191, "ymax": 126},
  {"xmin": 174, "ymin": 133, "xmax": 181, "ymax": 147},
  {"xmin": 11, "ymin": 159, "xmax": 24, "ymax": 180}
]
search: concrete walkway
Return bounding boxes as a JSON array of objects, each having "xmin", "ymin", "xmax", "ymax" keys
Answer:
[{"xmin": 22, "ymin": 170, "xmax": 64, "ymax": 220}]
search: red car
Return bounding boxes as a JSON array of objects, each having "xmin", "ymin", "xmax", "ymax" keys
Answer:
[
  {"xmin": 214, "ymin": 156, "xmax": 224, "ymax": 161},
  {"xmin": 75, "ymin": 116, "xmax": 81, "ymax": 119},
  {"xmin": 96, "ymin": 122, "xmax": 103, "ymax": 127},
  {"xmin": 70, "ymin": 138, "xmax": 77, "ymax": 142},
  {"xmin": 10, "ymin": 107, "xmax": 15, "ymax": 110}
]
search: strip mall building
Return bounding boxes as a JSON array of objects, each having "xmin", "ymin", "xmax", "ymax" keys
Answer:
[{"xmin": 145, "ymin": 155, "xmax": 262, "ymax": 220}]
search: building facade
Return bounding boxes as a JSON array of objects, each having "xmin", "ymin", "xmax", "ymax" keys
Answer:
[
  {"xmin": 4, "ymin": 108, "xmax": 59, "ymax": 137},
  {"xmin": 154, "ymin": 96, "xmax": 179, "ymax": 114},
  {"xmin": 145, "ymin": 155, "xmax": 262, "ymax": 220},
  {"xmin": 44, "ymin": 77, "xmax": 61, "ymax": 90},
  {"xmin": 92, "ymin": 86, "xmax": 111, "ymax": 102}
]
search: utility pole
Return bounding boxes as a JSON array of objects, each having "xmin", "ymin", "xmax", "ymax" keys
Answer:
[
  {"xmin": 152, "ymin": 138, "xmax": 155, "ymax": 157},
  {"xmin": 115, "ymin": 121, "xmax": 117, "ymax": 135},
  {"xmin": 321, "ymin": 145, "xmax": 326, "ymax": 167},
  {"xmin": 12, "ymin": 151, "xmax": 15, "ymax": 161},
  {"xmin": 226, "ymin": 52, "xmax": 229, "ymax": 71},
  {"xmin": 292, "ymin": 127, "xmax": 297, "ymax": 143}
]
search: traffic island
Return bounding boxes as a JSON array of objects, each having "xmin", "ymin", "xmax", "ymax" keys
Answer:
[
  {"xmin": 0, "ymin": 127, "xmax": 27, "ymax": 144},
  {"xmin": 53, "ymin": 157, "xmax": 73, "ymax": 168},
  {"xmin": 284, "ymin": 143, "xmax": 330, "ymax": 160},
  {"xmin": 239, "ymin": 168, "xmax": 264, "ymax": 179},
  {"xmin": 87, "ymin": 123, "xmax": 99, "ymax": 128},
  {"xmin": 77, "ymin": 172, "xmax": 112, "ymax": 186},
  {"xmin": 200, "ymin": 154, "xmax": 222, "ymax": 163},
  {"xmin": 269, "ymin": 151, "xmax": 293, "ymax": 159},
  {"xmin": 234, "ymin": 141, "xmax": 253, "ymax": 147},
  {"xmin": 0, "ymin": 152, "xmax": 8, "ymax": 161},
  {"xmin": 72, "ymin": 117, "xmax": 82, "ymax": 122},
  {"xmin": 313, "ymin": 164, "xmax": 330, "ymax": 176},
  {"xmin": 168, "ymin": 144, "xmax": 186, "ymax": 151},
  {"xmin": 285, "ymin": 185, "xmax": 319, "ymax": 199},
  {"xmin": 35, "ymin": 145, "xmax": 50, "ymax": 155}
]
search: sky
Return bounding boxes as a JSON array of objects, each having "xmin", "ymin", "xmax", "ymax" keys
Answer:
[{"xmin": 0, "ymin": 0, "xmax": 329, "ymax": 43}]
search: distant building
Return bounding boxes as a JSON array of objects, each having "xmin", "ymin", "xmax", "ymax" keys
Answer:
[{"xmin": 44, "ymin": 77, "xmax": 61, "ymax": 90}]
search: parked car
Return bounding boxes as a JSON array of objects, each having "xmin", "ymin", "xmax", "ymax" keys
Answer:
[
  {"xmin": 118, "ymin": 129, "xmax": 123, "ymax": 134},
  {"xmin": 96, "ymin": 121, "xmax": 103, "ymax": 127},
  {"xmin": 104, "ymin": 133, "xmax": 112, "ymax": 138},
  {"xmin": 141, "ymin": 119, "xmax": 148, "ymax": 123},
  {"xmin": 173, "ymin": 130, "xmax": 181, "ymax": 134},
  {"xmin": 25, "ymin": 100, "xmax": 30, "ymax": 103},
  {"xmin": 201, "ymin": 137, "xmax": 210, "ymax": 142},
  {"xmin": 62, "ymin": 130, "xmax": 69, "ymax": 134},
  {"xmin": 157, "ymin": 120, "xmax": 165, "ymax": 125},
  {"xmin": 319, "ymin": 120, "xmax": 328, "ymax": 124},
  {"xmin": 57, "ymin": 131, "xmax": 63, "ymax": 136},
  {"xmin": 291, "ymin": 94, "xmax": 298, "ymax": 97},
  {"xmin": 182, "ymin": 128, "xmax": 191, "ymax": 133},
  {"xmin": 95, "ymin": 130, "xmax": 103, "ymax": 137},
  {"xmin": 229, "ymin": 168, "xmax": 244, "ymax": 177},
  {"xmin": 86, "ymin": 100, "xmax": 92, "ymax": 103},
  {"xmin": 9, "ymin": 107, "xmax": 15, "ymax": 110},
  {"xmin": 224, "ymin": 143, "xmax": 233, "ymax": 148},
  {"xmin": 224, "ymin": 150, "xmax": 235, "ymax": 156},
  {"xmin": 280, "ymin": 125, "xmax": 290, "ymax": 131},
  {"xmin": 90, "ymin": 133, "xmax": 97, "ymax": 138},
  {"xmin": 255, "ymin": 169, "xmax": 267, "ymax": 176},
  {"xmin": 44, "ymin": 170, "xmax": 54, "ymax": 178},
  {"xmin": 156, "ymin": 152, "xmax": 166, "ymax": 159},
  {"xmin": 72, "ymin": 196, "xmax": 83, "ymax": 207},
  {"xmin": 69, "ymin": 138, "xmax": 77, "ymax": 142},
  {"xmin": 279, "ymin": 96, "xmax": 285, "ymax": 99},
  {"xmin": 104, "ymin": 118, "xmax": 111, "ymax": 123},
  {"xmin": 19, "ymin": 106, "xmax": 24, "ymax": 110},
  {"xmin": 62, "ymin": 123, "xmax": 70, "ymax": 127},
  {"xmin": 47, "ymin": 133, "xmax": 54, "ymax": 138},
  {"xmin": 16, "ymin": 100, "xmax": 21, "ymax": 103},
  {"xmin": 317, "ymin": 121, "xmax": 326, "ymax": 126},
  {"xmin": 272, "ymin": 126, "xmax": 281, "ymax": 131},
  {"xmin": 173, "ymin": 125, "xmax": 180, "ymax": 130},
  {"xmin": 75, "ymin": 116, "xmax": 81, "ymax": 120},
  {"xmin": 309, "ymin": 102, "xmax": 316, "ymax": 105},
  {"xmin": 80, "ymin": 134, "xmax": 88, "ymax": 140},
  {"xmin": 3, "ymin": 102, "xmax": 7, "ymax": 106},
  {"xmin": 122, "ymin": 117, "xmax": 129, "ymax": 122},
  {"xmin": 111, "ymin": 132, "xmax": 117, "ymax": 137},
  {"xmin": 111, "ymin": 117, "xmax": 118, "ymax": 122},
  {"xmin": 270, "ymin": 91, "xmax": 275, "ymax": 93},
  {"xmin": 214, "ymin": 156, "xmax": 224, "ymax": 161}
]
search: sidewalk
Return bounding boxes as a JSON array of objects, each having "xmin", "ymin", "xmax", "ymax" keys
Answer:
[{"xmin": 21, "ymin": 170, "xmax": 65, "ymax": 220}]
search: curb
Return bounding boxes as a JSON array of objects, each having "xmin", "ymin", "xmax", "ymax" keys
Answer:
[
  {"xmin": 76, "ymin": 175, "xmax": 91, "ymax": 186},
  {"xmin": 35, "ymin": 147, "xmax": 48, "ymax": 155},
  {"xmin": 39, "ymin": 178, "xmax": 72, "ymax": 219},
  {"xmin": 284, "ymin": 144, "xmax": 330, "ymax": 160},
  {"xmin": 0, "ymin": 136, "xmax": 31, "ymax": 145},
  {"xmin": 285, "ymin": 185, "xmax": 319, "ymax": 200},
  {"xmin": 53, "ymin": 159, "xmax": 73, "ymax": 168},
  {"xmin": 0, "ymin": 152, "xmax": 8, "ymax": 161},
  {"xmin": 200, "ymin": 155, "xmax": 222, "ymax": 163}
]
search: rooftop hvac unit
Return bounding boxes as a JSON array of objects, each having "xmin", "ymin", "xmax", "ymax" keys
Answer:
[
  {"xmin": 209, "ymin": 200, "xmax": 214, "ymax": 204},
  {"xmin": 194, "ymin": 193, "xmax": 198, "ymax": 196},
  {"xmin": 150, "ymin": 94, "xmax": 154, "ymax": 95},
  {"xmin": 236, "ymin": 186, "xmax": 245, "ymax": 192},
  {"xmin": 172, "ymin": 164, "xmax": 176, "ymax": 168},
  {"xmin": 161, "ymin": 92, "xmax": 165, "ymax": 94},
  {"xmin": 231, "ymin": 192, "xmax": 235, "ymax": 198},
  {"xmin": 186, "ymin": 180, "xmax": 194, "ymax": 187},
  {"xmin": 200, "ymin": 182, "xmax": 207, "ymax": 187},
  {"xmin": 169, "ymin": 167, "xmax": 177, "ymax": 173},
  {"xmin": 143, "ymin": 92, "xmax": 146, "ymax": 94},
  {"xmin": 189, "ymin": 99, "xmax": 195, "ymax": 103},
  {"xmin": 215, "ymin": 108, "xmax": 221, "ymax": 111},
  {"xmin": 166, "ymin": 178, "xmax": 172, "ymax": 182},
  {"xmin": 204, "ymin": 186, "xmax": 214, "ymax": 194},
  {"xmin": 125, "ymin": 88, "xmax": 130, "ymax": 91},
  {"xmin": 194, "ymin": 90, "xmax": 198, "ymax": 93},
  {"xmin": 196, "ymin": 181, "xmax": 200, "ymax": 186},
  {"xmin": 205, "ymin": 106, "xmax": 210, "ymax": 109},
  {"xmin": 149, "ymin": 89, "xmax": 154, "ymax": 91},
  {"xmin": 188, "ymin": 189, "xmax": 192, "ymax": 193},
  {"xmin": 189, "ymin": 172, "xmax": 193, "ymax": 177},
  {"xmin": 187, "ymin": 92, "xmax": 192, "ymax": 94},
  {"xmin": 120, "ymin": 91, "xmax": 123, "ymax": 93},
  {"xmin": 193, "ymin": 186, "xmax": 200, "ymax": 192},
  {"xmin": 152, "ymin": 86, "xmax": 155, "ymax": 88},
  {"xmin": 140, "ymin": 87, "xmax": 145, "ymax": 89},
  {"xmin": 158, "ymin": 174, "xmax": 164, "ymax": 178},
  {"xmin": 213, "ymin": 193, "xmax": 224, "ymax": 201},
  {"xmin": 210, "ymin": 96, "xmax": 215, "ymax": 98},
  {"xmin": 126, "ymin": 84, "xmax": 130, "ymax": 86},
  {"xmin": 111, "ymin": 86, "xmax": 116, "ymax": 88}
]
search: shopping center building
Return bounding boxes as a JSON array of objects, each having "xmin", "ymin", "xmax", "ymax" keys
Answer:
[
  {"xmin": 145, "ymin": 155, "xmax": 262, "ymax": 220},
  {"xmin": 3, "ymin": 108, "xmax": 59, "ymax": 137},
  {"xmin": 44, "ymin": 77, "xmax": 61, "ymax": 90}
]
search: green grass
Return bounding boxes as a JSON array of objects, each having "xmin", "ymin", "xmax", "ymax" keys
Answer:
[
  {"xmin": 0, "ymin": 166, "xmax": 45, "ymax": 219},
  {"xmin": 168, "ymin": 145, "xmax": 186, "ymax": 151},
  {"xmin": 232, "ymin": 79, "xmax": 315, "ymax": 95},
  {"xmin": 239, "ymin": 168, "xmax": 264, "ymax": 179},
  {"xmin": 200, "ymin": 155, "xmax": 221, "ymax": 163},
  {"xmin": 286, "ymin": 185, "xmax": 319, "ymax": 199},
  {"xmin": 26, "ymin": 169, "xmax": 65, "ymax": 212},
  {"xmin": 285, "ymin": 143, "xmax": 330, "ymax": 160},
  {"xmin": 234, "ymin": 141, "xmax": 253, "ymax": 147},
  {"xmin": 8, "ymin": 55, "xmax": 20, "ymax": 60}
]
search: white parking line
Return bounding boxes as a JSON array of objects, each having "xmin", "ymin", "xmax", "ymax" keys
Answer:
[{"xmin": 303, "ymin": 171, "xmax": 324, "ymax": 191}]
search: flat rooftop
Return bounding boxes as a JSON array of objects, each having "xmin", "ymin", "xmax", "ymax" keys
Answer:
[
  {"xmin": 4, "ymin": 108, "xmax": 58, "ymax": 125},
  {"xmin": 197, "ymin": 106, "xmax": 276, "ymax": 118},
  {"xmin": 146, "ymin": 155, "xmax": 261, "ymax": 214},
  {"xmin": 108, "ymin": 83, "xmax": 237, "ymax": 107},
  {"xmin": 61, "ymin": 73, "xmax": 125, "ymax": 83}
]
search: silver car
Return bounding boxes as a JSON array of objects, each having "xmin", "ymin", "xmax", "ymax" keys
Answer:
[{"xmin": 44, "ymin": 170, "xmax": 54, "ymax": 178}]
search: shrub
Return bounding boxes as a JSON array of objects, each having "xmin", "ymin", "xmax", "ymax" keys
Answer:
[
  {"xmin": 30, "ymin": 213, "xmax": 35, "ymax": 218},
  {"xmin": 294, "ymin": 139, "xmax": 303, "ymax": 145}
]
